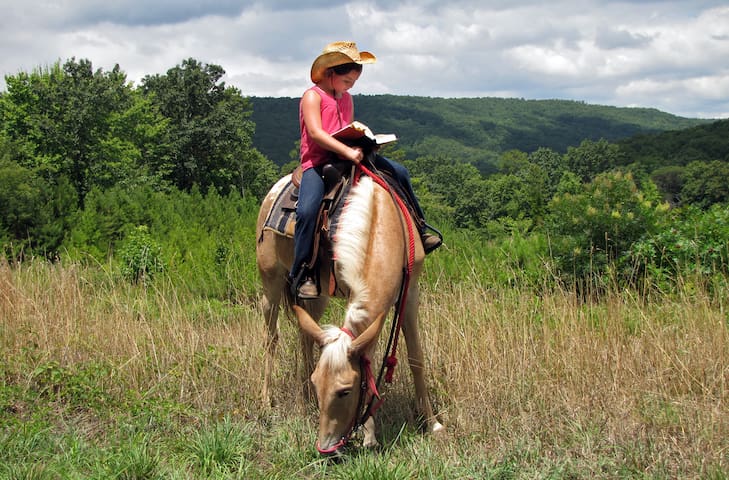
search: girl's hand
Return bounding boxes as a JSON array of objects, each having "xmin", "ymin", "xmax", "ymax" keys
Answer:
[{"xmin": 347, "ymin": 146, "xmax": 364, "ymax": 165}]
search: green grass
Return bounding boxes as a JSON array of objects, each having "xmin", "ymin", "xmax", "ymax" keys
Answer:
[{"xmin": 2, "ymin": 246, "xmax": 728, "ymax": 478}]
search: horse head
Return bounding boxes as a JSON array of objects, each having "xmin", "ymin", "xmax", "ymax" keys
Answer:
[{"xmin": 293, "ymin": 304, "xmax": 385, "ymax": 455}]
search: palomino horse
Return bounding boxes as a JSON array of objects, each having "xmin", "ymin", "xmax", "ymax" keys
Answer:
[{"xmin": 256, "ymin": 164, "xmax": 443, "ymax": 454}]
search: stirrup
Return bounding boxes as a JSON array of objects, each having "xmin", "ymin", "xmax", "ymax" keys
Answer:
[
  {"xmin": 297, "ymin": 278, "xmax": 319, "ymax": 299},
  {"xmin": 423, "ymin": 222, "xmax": 443, "ymax": 239},
  {"xmin": 421, "ymin": 223, "xmax": 443, "ymax": 254}
]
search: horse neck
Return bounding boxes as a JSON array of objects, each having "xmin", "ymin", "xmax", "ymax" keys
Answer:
[{"xmin": 338, "ymin": 177, "xmax": 419, "ymax": 336}]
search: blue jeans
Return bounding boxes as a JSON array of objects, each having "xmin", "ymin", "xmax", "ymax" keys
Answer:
[
  {"xmin": 370, "ymin": 154, "xmax": 425, "ymax": 219},
  {"xmin": 289, "ymin": 155, "xmax": 425, "ymax": 281},
  {"xmin": 291, "ymin": 166, "xmax": 325, "ymax": 281}
]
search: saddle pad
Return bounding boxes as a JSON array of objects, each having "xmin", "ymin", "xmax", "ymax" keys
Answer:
[
  {"xmin": 262, "ymin": 168, "xmax": 405, "ymax": 242},
  {"xmin": 263, "ymin": 179, "xmax": 298, "ymax": 238}
]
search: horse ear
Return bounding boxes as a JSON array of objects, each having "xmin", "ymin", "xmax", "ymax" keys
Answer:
[
  {"xmin": 293, "ymin": 305, "xmax": 327, "ymax": 346},
  {"xmin": 350, "ymin": 311, "xmax": 386, "ymax": 355}
]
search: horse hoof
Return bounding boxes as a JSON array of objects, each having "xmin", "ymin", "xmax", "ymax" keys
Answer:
[
  {"xmin": 363, "ymin": 437, "xmax": 380, "ymax": 449},
  {"xmin": 430, "ymin": 421, "xmax": 445, "ymax": 435}
]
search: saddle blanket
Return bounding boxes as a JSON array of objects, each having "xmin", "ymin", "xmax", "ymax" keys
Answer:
[
  {"xmin": 262, "ymin": 176, "xmax": 298, "ymax": 238},
  {"xmin": 262, "ymin": 168, "xmax": 404, "ymax": 242}
]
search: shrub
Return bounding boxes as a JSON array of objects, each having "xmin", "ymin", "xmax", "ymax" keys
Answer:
[
  {"xmin": 546, "ymin": 171, "xmax": 669, "ymax": 288},
  {"xmin": 118, "ymin": 225, "xmax": 164, "ymax": 283},
  {"xmin": 630, "ymin": 203, "xmax": 729, "ymax": 287},
  {"xmin": 0, "ymin": 160, "xmax": 77, "ymax": 258}
]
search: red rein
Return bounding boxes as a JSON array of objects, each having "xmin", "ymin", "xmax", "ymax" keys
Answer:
[
  {"xmin": 315, "ymin": 164, "xmax": 415, "ymax": 454},
  {"xmin": 356, "ymin": 163, "xmax": 415, "ymax": 384}
]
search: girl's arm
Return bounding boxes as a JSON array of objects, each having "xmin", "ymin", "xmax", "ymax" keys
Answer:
[{"xmin": 301, "ymin": 90, "xmax": 363, "ymax": 164}]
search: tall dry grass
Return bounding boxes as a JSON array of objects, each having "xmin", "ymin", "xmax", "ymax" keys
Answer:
[
  {"xmin": 418, "ymin": 278, "xmax": 728, "ymax": 475},
  {"xmin": 2, "ymin": 258, "xmax": 728, "ymax": 476},
  {"xmin": 1, "ymin": 259, "xmax": 269, "ymax": 415}
]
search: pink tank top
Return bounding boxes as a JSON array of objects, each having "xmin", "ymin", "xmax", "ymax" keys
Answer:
[{"xmin": 299, "ymin": 85, "xmax": 354, "ymax": 171}]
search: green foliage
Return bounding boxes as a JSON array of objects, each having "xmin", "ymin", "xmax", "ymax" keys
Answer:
[
  {"xmin": 0, "ymin": 158, "xmax": 77, "ymax": 257},
  {"xmin": 630, "ymin": 204, "xmax": 729, "ymax": 286},
  {"xmin": 546, "ymin": 171, "xmax": 669, "ymax": 286},
  {"xmin": 64, "ymin": 186, "xmax": 157, "ymax": 261},
  {"xmin": 529, "ymin": 147, "xmax": 567, "ymax": 199},
  {"xmin": 91, "ymin": 91, "xmax": 173, "ymax": 192},
  {"xmin": 680, "ymin": 160, "xmax": 729, "ymax": 208},
  {"xmin": 63, "ymin": 184, "xmax": 261, "ymax": 299},
  {"xmin": 564, "ymin": 138, "xmax": 622, "ymax": 182},
  {"xmin": 3, "ymin": 55, "xmax": 729, "ymax": 296},
  {"xmin": 0, "ymin": 57, "xmax": 277, "ymax": 225},
  {"xmin": 140, "ymin": 58, "xmax": 277, "ymax": 196},
  {"xmin": 0, "ymin": 59, "xmax": 135, "ymax": 203},
  {"xmin": 408, "ymin": 152, "xmax": 550, "ymax": 233},
  {"xmin": 618, "ymin": 118, "xmax": 729, "ymax": 171},
  {"xmin": 651, "ymin": 165, "xmax": 685, "ymax": 205},
  {"xmin": 118, "ymin": 225, "xmax": 165, "ymax": 284},
  {"xmin": 251, "ymin": 95, "xmax": 707, "ymax": 168}
]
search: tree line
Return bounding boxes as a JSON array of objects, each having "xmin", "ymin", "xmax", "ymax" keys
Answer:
[
  {"xmin": 1, "ymin": 57, "xmax": 728, "ymax": 293},
  {"xmin": 249, "ymin": 95, "xmax": 709, "ymax": 171},
  {"xmin": 1, "ymin": 58, "xmax": 278, "ymax": 256}
]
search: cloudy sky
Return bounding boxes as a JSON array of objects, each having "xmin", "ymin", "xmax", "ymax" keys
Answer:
[{"xmin": 2, "ymin": 0, "xmax": 728, "ymax": 119}]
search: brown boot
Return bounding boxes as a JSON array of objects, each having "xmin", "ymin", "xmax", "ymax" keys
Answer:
[
  {"xmin": 297, "ymin": 277, "xmax": 319, "ymax": 299},
  {"xmin": 422, "ymin": 233, "xmax": 442, "ymax": 254}
]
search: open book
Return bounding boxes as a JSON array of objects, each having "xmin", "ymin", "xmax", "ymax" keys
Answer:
[{"xmin": 332, "ymin": 121, "xmax": 397, "ymax": 147}]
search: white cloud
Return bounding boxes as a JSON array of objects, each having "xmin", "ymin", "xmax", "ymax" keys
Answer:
[{"xmin": 1, "ymin": 0, "xmax": 728, "ymax": 118}]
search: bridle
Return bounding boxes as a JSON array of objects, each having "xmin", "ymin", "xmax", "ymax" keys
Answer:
[
  {"xmin": 315, "ymin": 326, "xmax": 381, "ymax": 455},
  {"xmin": 316, "ymin": 161, "xmax": 416, "ymax": 455}
]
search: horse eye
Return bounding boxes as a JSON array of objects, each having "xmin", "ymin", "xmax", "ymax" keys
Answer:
[{"xmin": 336, "ymin": 389, "xmax": 352, "ymax": 398}]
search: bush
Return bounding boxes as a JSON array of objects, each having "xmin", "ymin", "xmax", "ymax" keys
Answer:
[
  {"xmin": 630, "ymin": 203, "xmax": 729, "ymax": 288},
  {"xmin": 0, "ymin": 159, "xmax": 77, "ymax": 258},
  {"xmin": 63, "ymin": 184, "xmax": 261, "ymax": 299},
  {"xmin": 118, "ymin": 225, "xmax": 165, "ymax": 283},
  {"xmin": 546, "ymin": 171, "xmax": 669, "ymax": 288}
]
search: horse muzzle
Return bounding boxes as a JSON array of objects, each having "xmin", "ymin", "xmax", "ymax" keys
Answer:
[{"xmin": 316, "ymin": 435, "xmax": 349, "ymax": 456}]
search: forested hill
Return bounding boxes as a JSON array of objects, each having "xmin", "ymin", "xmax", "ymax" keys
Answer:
[
  {"xmin": 250, "ymin": 95, "xmax": 708, "ymax": 171},
  {"xmin": 617, "ymin": 118, "xmax": 729, "ymax": 170}
]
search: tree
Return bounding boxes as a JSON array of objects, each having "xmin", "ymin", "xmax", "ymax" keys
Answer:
[
  {"xmin": 89, "ymin": 91, "xmax": 173, "ymax": 191},
  {"xmin": 141, "ymin": 58, "xmax": 274, "ymax": 195},
  {"xmin": 497, "ymin": 149, "xmax": 529, "ymax": 175},
  {"xmin": 650, "ymin": 165, "xmax": 685, "ymax": 206},
  {"xmin": 529, "ymin": 147, "xmax": 566, "ymax": 198},
  {"xmin": 0, "ymin": 59, "xmax": 133, "ymax": 202},
  {"xmin": 564, "ymin": 138, "xmax": 622, "ymax": 182},
  {"xmin": 480, "ymin": 174, "xmax": 531, "ymax": 223},
  {"xmin": 0, "ymin": 158, "xmax": 77, "ymax": 256},
  {"xmin": 0, "ymin": 58, "xmax": 163, "ymax": 204},
  {"xmin": 546, "ymin": 171, "xmax": 667, "ymax": 286},
  {"xmin": 680, "ymin": 160, "xmax": 729, "ymax": 209}
]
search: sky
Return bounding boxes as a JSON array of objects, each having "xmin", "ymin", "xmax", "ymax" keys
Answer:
[{"xmin": 2, "ymin": 0, "xmax": 729, "ymax": 119}]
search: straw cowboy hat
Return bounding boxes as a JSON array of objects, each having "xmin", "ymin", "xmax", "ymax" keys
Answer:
[{"xmin": 310, "ymin": 41, "xmax": 376, "ymax": 83}]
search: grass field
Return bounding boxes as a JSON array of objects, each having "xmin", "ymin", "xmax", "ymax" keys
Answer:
[{"xmin": 1, "ymin": 257, "xmax": 728, "ymax": 479}]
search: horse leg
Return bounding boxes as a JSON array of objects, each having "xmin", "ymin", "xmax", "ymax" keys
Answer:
[
  {"xmin": 298, "ymin": 318, "xmax": 316, "ymax": 406},
  {"xmin": 362, "ymin": 417, "xmax": 379, "ymax": 448},
  {"xmin": 297, "ymin": 297, "xmax": 329, "ymax": 404},
  {"xmin": 261, "ymin": 291, "xmax": 280, "ymax": 408},
  {"xmin": 401, "ymin": 285, "xmax": 444, "ymax": 434}
]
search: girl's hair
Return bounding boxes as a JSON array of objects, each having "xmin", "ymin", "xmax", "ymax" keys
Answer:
[{"xmin": 330, "ymin": 62, "xmax": 363, "ymax": 76}]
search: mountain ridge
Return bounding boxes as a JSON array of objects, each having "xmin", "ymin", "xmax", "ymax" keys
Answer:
[{"xmin": 250, "ymin": 95, "xmax": 710, "ymax": 169}]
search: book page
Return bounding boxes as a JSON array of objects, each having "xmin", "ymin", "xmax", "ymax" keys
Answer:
[{"xmin": 332, "ymin": 121, "xmax": 397, "ymax": 145}]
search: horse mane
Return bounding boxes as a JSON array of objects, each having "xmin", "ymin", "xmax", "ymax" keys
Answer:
[
  {"xmin": 318, "ymin": 325, "xmax": 353, "ymax": 370},
  {"xmin": 333, "ymin": 176, "xmax": 374, "ymax": 308}
]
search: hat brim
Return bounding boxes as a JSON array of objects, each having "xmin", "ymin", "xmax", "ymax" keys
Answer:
[{"xmin": 310, "ymin": 51, "xmax": 376, "ymax": 83}]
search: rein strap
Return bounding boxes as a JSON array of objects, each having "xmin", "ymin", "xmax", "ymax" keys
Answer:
[
  {"xmin": 323, "ymin": 162, "xmax": 415, "ymax": 452},
  {"xmin": 356, "ymin": 162, "xmax": 415, "ymax": 384}
]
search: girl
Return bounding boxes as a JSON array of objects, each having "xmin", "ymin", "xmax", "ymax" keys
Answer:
[{"xmin": 291, "ymin": 41, "xmax": 441, "ymax": 299}]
